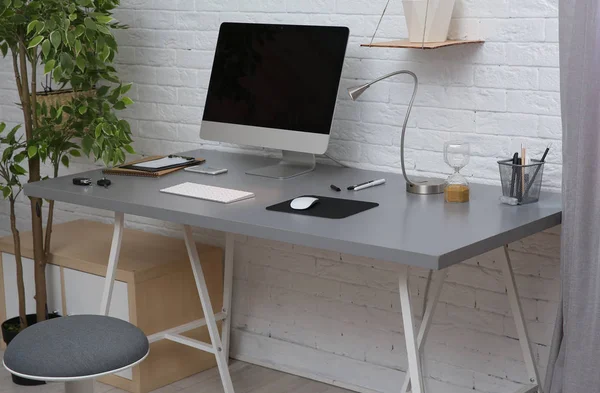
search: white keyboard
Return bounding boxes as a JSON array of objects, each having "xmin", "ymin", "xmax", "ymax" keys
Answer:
[{"xmin": 160, "ymin": 182, "xmax": 255, "ymax": 204}]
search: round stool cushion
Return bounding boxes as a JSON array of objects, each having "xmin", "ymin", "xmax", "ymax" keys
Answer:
[{"xmin": 3, "ymin": 315, "xmax": 149, "ymax": 379}]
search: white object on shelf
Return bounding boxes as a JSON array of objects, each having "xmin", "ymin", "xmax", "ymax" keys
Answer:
[{"xmin": 402, "ymin": 0, "xmax": 456, "ymax": 43}]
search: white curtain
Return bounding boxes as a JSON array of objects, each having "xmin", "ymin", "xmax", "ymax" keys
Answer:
[{"xmin": 545, "ymin": 1, "xmax": 600, "ymax": 392}]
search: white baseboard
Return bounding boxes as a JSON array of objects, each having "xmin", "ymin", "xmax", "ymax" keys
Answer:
[{"xmin": 230, "ymin": 328, "xmax": 403, "ymax": 393}]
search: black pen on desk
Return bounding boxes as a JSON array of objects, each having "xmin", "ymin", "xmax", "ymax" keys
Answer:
[
  {"xmin": 330, "ymin": 184, "xmax": 341, "ymax": 192},
  {"xmin": 509, "ymin": 152, "xmax": 519, "ymax": 198}
]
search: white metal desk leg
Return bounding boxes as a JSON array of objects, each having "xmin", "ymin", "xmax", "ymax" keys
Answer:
[
  {"xmin": 183, "ymin": 226, "xmax": 235, "ymax": 393},
  {"xmin": 222, "ymin": 233, "xmax": 235, "ymax": 363},
  {"xmin": 401, "ymin": 270, "xmax": 447, "ymax": 393},
  {"xmin": 501, "ymin": 246, "xmax": 543, "ymax": 393},
  {"xmin": 398, "ymin": 265, "xmax": 425, "ymax": 393},
  {"xmin": 99, "ymin": 212, "xmax": 124, "ymax": 315}
]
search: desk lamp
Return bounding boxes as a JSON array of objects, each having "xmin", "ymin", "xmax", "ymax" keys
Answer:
[{"xmin": 348, "ymin": 70, "xmax": 445, "ymax": 195}]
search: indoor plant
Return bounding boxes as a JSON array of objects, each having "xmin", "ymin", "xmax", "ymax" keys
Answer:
[
  {"xmin": 0, "ymin": 0, "xmax": 134, "ymax": 380},
  {"xmin": 402, "ymin": 0, "xmax": 456, "ymax": 42}
]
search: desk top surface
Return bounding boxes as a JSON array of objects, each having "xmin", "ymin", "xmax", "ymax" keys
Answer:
[{"xmin": 24, "ymin": 149, "xmax": 562, "ymax": 270}]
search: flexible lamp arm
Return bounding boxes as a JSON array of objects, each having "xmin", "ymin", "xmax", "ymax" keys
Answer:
[{"xmin": 347, "ymin": 70, "xmax": 418, "ymax": 187}]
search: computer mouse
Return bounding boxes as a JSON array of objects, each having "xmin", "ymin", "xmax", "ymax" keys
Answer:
[{"xmin": 290, "ymin": 197, "xmax": 319, "ymax": 211}]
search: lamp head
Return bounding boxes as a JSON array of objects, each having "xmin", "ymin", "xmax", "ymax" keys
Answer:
[{"xmin": 347, "ymin": 83, "xmax": 370, "ymax": 101}]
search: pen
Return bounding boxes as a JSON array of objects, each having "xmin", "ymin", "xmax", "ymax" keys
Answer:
[
  {"xmin": 348, "ymin": 179, "xmax": 379, "ymax": 190},
  {"xmin": 523, "ymin": 145, "xmax": 551, "ymax": 200},
  {"xmin": 168, "ymin": 154, "xmax": 194, "ymax": 161},
  {"xmin": 351, "ymin": 179, "xmax": 386, "ymax": 191},
  {"xmin": 509, "ymin": 152, "xmax": 519, "ymax": 198},
  {"xmin": 330, "ymin": 184, "xmax": 341, "ymax": 192}
]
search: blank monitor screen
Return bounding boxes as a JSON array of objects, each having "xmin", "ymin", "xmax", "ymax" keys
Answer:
[{"xmin": 203, "ymin": 23, "xmax": 349, "ymax": 136}]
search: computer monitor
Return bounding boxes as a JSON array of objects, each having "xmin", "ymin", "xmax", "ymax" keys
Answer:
[{"xmin": 201, "ymin": 23, "xmax": 349, "ymax": 179}]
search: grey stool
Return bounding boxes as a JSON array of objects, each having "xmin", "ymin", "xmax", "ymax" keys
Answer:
[{"xmin": 3, "ymin": 315, "xmax": 149, "ymax": 393}]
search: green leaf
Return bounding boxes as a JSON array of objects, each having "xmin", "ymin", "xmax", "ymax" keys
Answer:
[
  {"xmin": 44, "ymin": 59, "xmax": 56, "ymax": 74},
  {"xmin": 96, "ymin": 24, "xmax": 111, "ymax": 35},
  {"xmin": 74, "ymin": 25, "xmax": 85, "ymax": 37},
  {"xmin": 75, "ymin": 40, "xmax": 82, "ymax": 56},
  {"xmin": 60, "ymin": 53, "xmax": 73, "ymax": 72},
  {"xmin": 12, "ymin": 0, "xmax": 21, "ymax": 7},
  {"xmin": 113, "ymin": 101, "xmax": 126, "ymax": 110},
  {"xmin": 95, "ymin": 124, "xmax": 102, "ymax": 138},
  {"xmin": 0, "ymin": 42, "xmax": 8, "ymax": 57},
  {"xmin": 108, "ymin": 87, "xmax": 121, "ymax": 103},
  {"xmin": 2, "ymin": 187, "xmax": 10, "ymax": 199},
  {"xmin": 41, "ymin": 39, "xmax": 51, "ymax": 57},
  {"xmin": 78, "ymin": 105, "xmax": 87, "ymax": 114},
  {"xmin": 27, "ymin": 36, "xmax": 44, "ymax": 49},
  {"xmin": 53, "ymin": 65, "xmax": 63, "ymax": 82},
  {"xmin": 69, "ymin": 12, "xmax": 77, "ymax": 21},
  {"xmin": 0, "ymin": 123, "xmax": 5, "ymax": 134},
  {"xmin": 13, "ymin": 153, "xmax": 25, "ymax": 163},
  {"xmin": 102, "ymin": 150, "xmax": 110, "ymax": 165},
  {"xmin": 82, "ymin": 135, "xmax": 93, "ymax": 153},
  {"xmin": 120, "ymin": 83, "xmax": 132, "ymax": 95},
  {"xmin": 84, "ymin": 17, "xmax": 96, "ymax": 31},
  {"xmin": 97, "ymin": 85, "xmax": 110, "ymax": 96},
  {"xmin": 67, "ymin": 31, "xmax": 75, "ymax": 46},
  {"xmin": 61, "ymin": 155, "xmax": 69, "ymax": 167},
  {"xmin": 50, "ymin": 31, "xmax": 61, "ymax": 48},
  {"xmin": 122, "ymin": 97, "xmax": 134, "ymax": 106},
  {"xmin": 27, "ymin": 145, "xmax": 37, "ymax": 158},
  {"xmin": 69, "ymin": 149, "xmax": 81, "ymax": 157},
  {"xmin": 6, "ymin": 124, "xmax": 20, "ymax": 141},
  {"xmin": 96, "ymin": 15, "xmax": 113, "ymax": 24},
  {"xmin": 101, "ymin": 45, "xmax": 110, "ymax": 62},
  {"xmin": 123, "ymin": 144, "xmax": 135, "ymax": 154},
  {"xmin": 2, "ymin": 147, "xmax": 13, "ymax": 162},
  {"xmin": 27, "ymin": 20, "xmax": 37, "ymax": 35},
  {"xmin": 35, "ymin": 21, "xmax": 45, "ymax": 35},
  {"xmin": 76, "ymin": 56, "xmax": 85, "ymax": 72},
  {"xmin": 10, "ymin": 164, "xmax": 26, "ymax": 175}
]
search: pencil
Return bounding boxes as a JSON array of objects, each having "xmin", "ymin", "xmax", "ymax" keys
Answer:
[{"xmin": 521, "ymin": 146, "xmax": 526, "ymax": 197}]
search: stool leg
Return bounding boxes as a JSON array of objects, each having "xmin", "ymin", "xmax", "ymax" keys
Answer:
[{"xmin": 65, "ymin": 380, "xmax": 94, "ymax": 393}]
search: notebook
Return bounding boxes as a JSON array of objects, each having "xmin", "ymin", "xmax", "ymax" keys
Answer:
[{"xmin": 103, "ymin": 156, "xmax": 205, "ymax": 178}]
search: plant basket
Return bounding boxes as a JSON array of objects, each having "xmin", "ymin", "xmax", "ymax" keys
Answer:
[
  {"xmin": 2, "ymin": 312, "xmax": 61, "ymax": 386},
  {"xmin": 34, "ymin": 88, "xmax": 96, "ymax": 123},
  {"xmin": 35, "ymin": 88, "xmax": 95, "ymax": 106}
]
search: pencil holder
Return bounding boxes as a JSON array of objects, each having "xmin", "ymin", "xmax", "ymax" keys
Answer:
[{"xmin": 498, "ymin": 159, "xmax": 545, "ymax": 205}]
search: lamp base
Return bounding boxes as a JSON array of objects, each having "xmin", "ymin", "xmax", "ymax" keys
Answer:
[{"xmin": 406, "ymin": 178, "xmax": 445, "ymax": 195}]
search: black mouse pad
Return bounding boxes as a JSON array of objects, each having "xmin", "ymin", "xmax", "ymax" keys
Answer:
[{"xmin": 266, "ymin": 195, "xmax": 379, "ymax": 219}]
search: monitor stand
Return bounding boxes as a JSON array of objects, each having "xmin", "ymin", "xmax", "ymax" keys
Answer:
[{"xmin": 246, "ymin": 151, "xmax": 316, "ymax": 179}]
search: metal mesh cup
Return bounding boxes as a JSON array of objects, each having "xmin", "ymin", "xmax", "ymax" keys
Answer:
[{"xmin": 498, "ymin": 159, "xmax": 545, "ymax": 205}]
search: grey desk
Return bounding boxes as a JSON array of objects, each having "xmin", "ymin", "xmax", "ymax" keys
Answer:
[{"xmin": 25, "ymin": 149, "xmax": 561, "ymax": 393}]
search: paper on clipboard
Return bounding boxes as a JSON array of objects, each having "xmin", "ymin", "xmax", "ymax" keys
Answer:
[{"xmin": 132, "ymin": 156, "xmax": 191, "ymax": 169}]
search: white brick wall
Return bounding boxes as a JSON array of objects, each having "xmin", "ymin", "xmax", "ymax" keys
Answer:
[{"xmin": 0, "ymin": 0, "xmax": 561, "ymax": 392}]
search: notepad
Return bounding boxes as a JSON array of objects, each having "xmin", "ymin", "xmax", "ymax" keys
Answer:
[{"xmin": 132, "ymin": 156, "xmax": 191, "ymax": 170}]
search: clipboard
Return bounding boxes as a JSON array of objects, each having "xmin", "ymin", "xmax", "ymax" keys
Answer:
[
  {"xmin": 103, "ymin": 156, "xmax": 205, "ymax": 178},
  {"xmin": 122, "ymin": 155, "xmax": 199, "ymax": 173}
]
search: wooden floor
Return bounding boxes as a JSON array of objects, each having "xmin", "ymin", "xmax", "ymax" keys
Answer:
[{"xmin": 0, "ymin": 352, "xmax": 354, "ymax": 393}]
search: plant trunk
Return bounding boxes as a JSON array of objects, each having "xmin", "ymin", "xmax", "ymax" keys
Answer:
[
  {"xmin": 43, "ymin": 162, "xmax": 59, "ymax": 260},
  {"xmin": 17, "ymin": 39, "xmax": 47, "ymax": 322},
  {"xmin": 9, "ymin": 199, "xmax": 27, "ymax": 331}
]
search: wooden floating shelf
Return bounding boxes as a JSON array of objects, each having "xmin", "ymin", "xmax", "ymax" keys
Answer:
[{"xmin": 361, "ymin": 39, "xmax": 484, "ymax": 49}]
